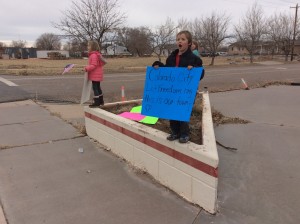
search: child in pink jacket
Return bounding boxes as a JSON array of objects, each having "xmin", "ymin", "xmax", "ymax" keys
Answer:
[{"xmin": 85, "ymin": 40, "xmax": 107, "ymax": 107}]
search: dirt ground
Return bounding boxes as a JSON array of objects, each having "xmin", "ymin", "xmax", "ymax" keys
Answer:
[{"xmin": 104, "ymin": 94, "xmax": 249, "ymax": 145}]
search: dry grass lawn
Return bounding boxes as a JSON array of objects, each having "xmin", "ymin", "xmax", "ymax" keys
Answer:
[{"xmin": 0, "ymin": 55, "xmax": 258, "ymax": 76}]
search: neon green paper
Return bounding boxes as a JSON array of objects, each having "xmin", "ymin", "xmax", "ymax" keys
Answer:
[
  {"xmin": 139, "ymin": 116, "xmax": 159, "ymax": 124},
  {"xmin": 130, "ymin": 105, "xmax": 158, "ymax": 124},
  {"xmin": 130, "ymin": 105, "xmax": 142, "ymax": 113}
]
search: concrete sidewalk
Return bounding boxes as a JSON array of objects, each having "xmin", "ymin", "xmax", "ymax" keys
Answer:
[
  {"xmin": 203, "ymin": 85, "xmax": 300, "ymax": 224},
  {"xmin": 0, "ymin": 101, "xmax": 199, "ymax": 224},
  {"xmin": 0, "ymin": 85, "xmax": 300, "ymax": 224}
]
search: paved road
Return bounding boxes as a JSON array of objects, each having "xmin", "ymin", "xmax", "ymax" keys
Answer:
[
  {"xmin": 0, "ymin": 62, "xmax": 299, "ymax": 103},
  {"xmin": 1, "ymin": 62, "xmax": 300, "ymax": 223}
]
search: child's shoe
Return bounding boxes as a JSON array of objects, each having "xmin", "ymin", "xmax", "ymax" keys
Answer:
[
  {"xmin": 179, "ymin": 135, "xmax": 190, "ymax": 143},
  {"xmin": 167, "ymin": 133, "xmax": 179, "ymax": 141}
]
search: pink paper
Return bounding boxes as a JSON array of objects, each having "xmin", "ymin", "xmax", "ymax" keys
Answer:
[{"xmin": 118, "ymin": 112, "xmax": 146, "ymax": 121}]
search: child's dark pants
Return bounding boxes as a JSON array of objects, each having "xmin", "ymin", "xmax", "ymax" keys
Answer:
[{"xmin": 169, "ymin": 120, "xmax": 190, "ymax": 137}]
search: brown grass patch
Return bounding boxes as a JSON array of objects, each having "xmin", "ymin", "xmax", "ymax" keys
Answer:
[{"xmin": 0, "ymin": 56, "xmax": 253, "ymax": 76}]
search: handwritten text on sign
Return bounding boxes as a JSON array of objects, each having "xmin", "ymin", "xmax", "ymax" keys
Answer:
[{"xmin": 141, "ymin": 66, "xmax": 202, "ymax": 121}]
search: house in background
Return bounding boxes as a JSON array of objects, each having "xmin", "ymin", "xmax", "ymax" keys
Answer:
[
  {"xmin": 228, "ymin": 42, "xmax": 251, "ymax": 55},
  {"xmin": 104, "ymin": 45, "xmax": 131, "ymax": 56},
  {"xmin": 228, "ymin": 40, "xmax": 300, "ymax": 56},
  {"xmin": 2, "ymin": 47, "xmax": 37, "ymax": 59},
  {"xmin": 292, "ymin": 40, "xmax": 300, "ymax": 55},
  {"xmin": 152, "ymin": 43, "xmax": 177, "ymax": 57},
  {"xmin": 36, "ymin": 50, "xmax": 69, "ymax": 59}
]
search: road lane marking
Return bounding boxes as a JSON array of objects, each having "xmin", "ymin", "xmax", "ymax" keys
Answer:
[{"xmin": 0, "ymin": 77, "xmax": 18, "ymax": 86}]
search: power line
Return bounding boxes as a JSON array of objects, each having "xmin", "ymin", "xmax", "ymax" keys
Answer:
[
  {"xmin": 279, "ymin": 0, "xmax": 296, "ymax": 3},
  {"xmin": 290, "ymin": 3, "xmax": 299, "ymax": 61},
  {"xmin": 221, "ymin": 0, "xmax": 291, "ymax": 7}
]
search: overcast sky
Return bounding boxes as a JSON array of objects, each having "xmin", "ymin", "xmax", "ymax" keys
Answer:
[{"xmin": 0, "ymin": 0, "xmax": 296, "ymax": 47}]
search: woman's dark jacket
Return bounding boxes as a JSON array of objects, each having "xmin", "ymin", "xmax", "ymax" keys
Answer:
[{"xmin": 152, "ymin": 48, "xmax": 205, "ymax": 80}]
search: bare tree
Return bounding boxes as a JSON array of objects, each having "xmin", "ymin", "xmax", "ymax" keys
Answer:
[
  {"xmin": 190, "ymin": 18, "xmax": 202, "ymax": 44},
  {"xmin": 35, "ymin": 33, "xmax": 62, "ymax": 50},
  {"xmin": 117, "ymin": 27, "xmax": 152, "ymax": 56},
  {"xmin": 177, "ymin": 17, "xmax": 192, "ymax": 31},
  {"xmin": 234, "ymin": 3, "xmax": 266, "ymax": 63},
  {"xmin": 267, "ymin": 13, "xmax": 295, "ymax": 61},
  {"xmin": 10, "ymin": 40, "xmax": 27, "ymax": 48},
  {"xmin": 192, "ymin": 13, "xmax": 230, "ymax": 65},
  {"xmin": 116, "ymin": 27, "xmax": 130, "ymax": 49},
  {"xmin": 62, "ymin": 39, "xmax": 87, "ymax": 57},
  {"xmin": 53, "ymin": 0, "xmax": 126, "ymax": 46},
  {"xmin": 0, "ymin": 42, "xmax": 5, "ymax": 59},
  {"xmin": 150, "ymin": 17, "xmax": 177, "ymax": 61},
  {"xmin": 0, "ymin": 42, "xmax": 6, "ymax": 48}
]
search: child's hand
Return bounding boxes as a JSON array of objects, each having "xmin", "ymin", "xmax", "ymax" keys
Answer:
[
  {"xmin": 152, "ymin": 61, "xmax": 164, "ymax": 68},
  {"xmin": 187, "ymin": 65, "xmax": 193, "ymax": 70}
]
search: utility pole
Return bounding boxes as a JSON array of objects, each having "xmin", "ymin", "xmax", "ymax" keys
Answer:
[{"xmin": 290, "ymin": 3, "xmax": 299, "ymax": 61}]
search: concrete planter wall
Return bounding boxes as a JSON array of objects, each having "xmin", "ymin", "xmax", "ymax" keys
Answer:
[{"xmin": 84, "ymin": 92, "xmax": 218, "ymax": 213}]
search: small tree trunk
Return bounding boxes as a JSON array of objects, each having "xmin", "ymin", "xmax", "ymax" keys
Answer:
[
  {"xmin": 210, "ymin": 56, "xmax": 215, "ymax": 65},
  {"xmin": 285, "ymin": 54, "xmax": 289, "ymax": 61},
  {"xmin": 250, "ymin": 54, "xmax": 254, "ymax": 63},
  {"xmin": 158, "ymin": 55, "xmax": 162, "ymax": 62}
]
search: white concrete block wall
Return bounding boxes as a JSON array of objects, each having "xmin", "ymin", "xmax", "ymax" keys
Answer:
[
  {"xmin": 85, "ymin": 119, "xmax": 115, "ymax": 150},
  {"xmin": 84, "ymin": 92, "xmax": 219, "ymax": 213},
  {"xmin": 114, "ymin": 138, "xmax": 134, "ymax": 162},
  {"xmin": 173, "ymin": 159, "xmax": 217, "ymax": 189},
  {"xmin": 159, "ymin": 160, "xmax": 193, "ymax": 200},
  {"xmin": 133, "ymin": 147, "xmax": 159, "ymax": 179},
  {"xmin": 143, "ymin": 144, "xmax": 175, "ymax": 166},
  {"xmin": 192, "ymin": 178, "xmax": 218, "ymax": 214}
]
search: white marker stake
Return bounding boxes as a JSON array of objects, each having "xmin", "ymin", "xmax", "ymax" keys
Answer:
[
  {"xmin": 121, "ymin": 86, "xmax": 125, "ymax": 101},
  {"xmin": 241, "ymin": 78, "xmax": 249, "ymax": 90}
]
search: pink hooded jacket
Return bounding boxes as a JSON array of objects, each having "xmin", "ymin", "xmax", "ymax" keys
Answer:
[{"xmin": 85, "ymin": 51, "xmax": 104, "ymax": 81}]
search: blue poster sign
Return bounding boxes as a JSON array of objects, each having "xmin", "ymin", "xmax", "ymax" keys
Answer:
[{"xmin": 141, "ymin": 66, "xmax": 202, "ymax": 121}]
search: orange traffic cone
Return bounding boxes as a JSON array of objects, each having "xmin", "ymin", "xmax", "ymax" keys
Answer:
[
  {"xmin": 121, "ymin": 85, "xmax": 125, "ymax": 101},
  {"xmin": 241, "ymin": 78, "xmax": 250, "ymax": 90}
]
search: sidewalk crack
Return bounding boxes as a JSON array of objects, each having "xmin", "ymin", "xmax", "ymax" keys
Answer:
[
  {"xmin": 0, "ymin": 119, "xmax": 51, "ymax": 127},
  {"xmin": 0, "ymin": 135, "xmax": 85, "ymax": 151},
  {"xmin": 192, "ymin": 208, "xmax": 202, "ymax": 224}
]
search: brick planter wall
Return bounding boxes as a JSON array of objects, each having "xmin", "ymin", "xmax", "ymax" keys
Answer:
[{"xmin": 84, "ymin": 92, "xmax": 218, "ymax": 213}]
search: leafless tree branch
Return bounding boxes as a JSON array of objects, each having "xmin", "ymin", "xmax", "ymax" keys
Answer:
[{"xmin": 52, "ymin": 0, "xmax": 126, "ymax": 46}]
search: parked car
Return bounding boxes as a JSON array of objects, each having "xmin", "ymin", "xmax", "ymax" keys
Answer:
[
  {"xmin": 216, "ymin": 52, "xmax": 228, "ymax": 56},
  {"xmin": 200, "ymin": 52, "xmax": 211, "ymax": 57}
]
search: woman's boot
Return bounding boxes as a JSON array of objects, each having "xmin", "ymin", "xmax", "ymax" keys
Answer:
[
  {"xmin": 99, "ymin": 94, "xmax": 104, "ymax": 106},
  {"xmin": 89, "ymin": 96, "xmax": 100, "ymax": 108}
]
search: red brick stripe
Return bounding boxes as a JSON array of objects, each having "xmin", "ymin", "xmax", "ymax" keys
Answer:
[{"xmin": 85, "ymin": 112, "xmax": 218, "ymax": 177}]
